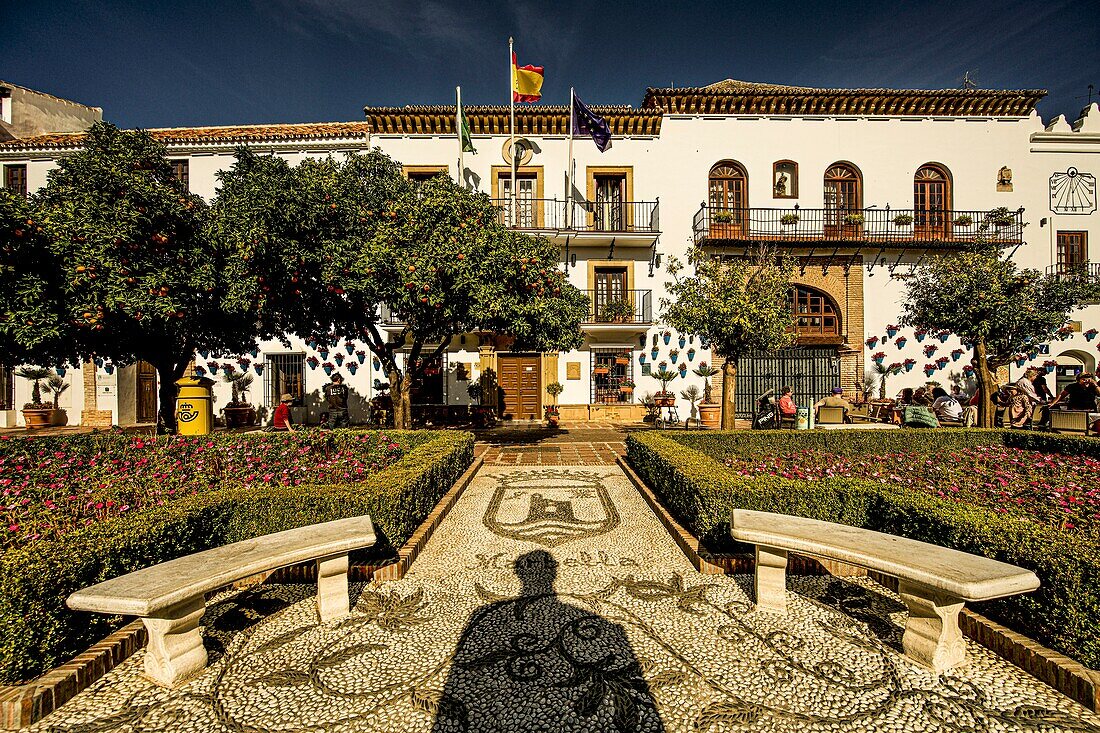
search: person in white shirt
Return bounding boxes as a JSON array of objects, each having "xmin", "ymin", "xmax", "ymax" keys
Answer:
[{"xmin": 930, "ymin": 387, "xmax": 963, "ymax": 422}]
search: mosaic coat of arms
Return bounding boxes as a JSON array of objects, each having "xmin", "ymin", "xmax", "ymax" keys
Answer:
[{"xmin": 483, "ymin": 470, "xmax": 620, "ymax": 546}]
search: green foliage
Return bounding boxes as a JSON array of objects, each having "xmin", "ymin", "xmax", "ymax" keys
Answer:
[
  {"xmin": 221, "ymin": 365, "xmax": 255, "ymax": 405},
  {"xmin": 626, "ymin": 430, "xmax": 1100, "ymax": 667},
  {"xmin": 27, "ymin": 123, "xmax": 258, "ymax": 429},
  {"xmin": 13, "ymin": 366, "xmax": 51, "ymax": 408},
  {"xmin": 0, "ymin": 190, "xmax": 72, "ymax": 366},
  {"xmin": 0, "ymin": 429, "xmax": 473, "ymax": 683},
  {"xmin": 661, "ymin": 247, "xmax": 794, "ymax": 365},
  {"xmin": 45, "ymin": 374, "xmax": 69, "ymax": 410}
]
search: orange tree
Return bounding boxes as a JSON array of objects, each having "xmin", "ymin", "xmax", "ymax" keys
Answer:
[
  {"xmin": 213, "ymin": 150, "xmax": 588, "ymax": 428},
  {"xmin": 0, "ymin": 190, "xmax": 73, "ymax": 368},
  {"xmin": 31, "ymin": 123, "xmax": 256, "ymax": 431},
  {"xmin": 661, "ymin": 246, "xmax": 794, "ymax": 429},
  {"xmin": 901, "ymin": 232, "xmax": 1085, "ymax": 427}
]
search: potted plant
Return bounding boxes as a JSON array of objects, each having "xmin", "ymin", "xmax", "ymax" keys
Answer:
[
  {"xmin": 652, "ymin": 367, "xmax": 678, "ymax": 406},
  {"xmin": 692, "ymin": 362, "xmax": 721, "ymax": 428},
  {"xmin": 953, "ymin": 214, "xmax": 973, "ymax": 227},
  {"xmin": 892, "ymin": 213, "xmax": 914, "ymax": 227},
  {"xmin": 662, "ymin": 330, "xmax": 672, "ymax": 345},
  {"xmin": 669, "ymin": 348, "xmax": 679, "ymax": 364},
  {"xmin": 885, "ymin": 324, "xmax": 900, "ymax": 339},
  {"xmin": 680, "ymin": 384, "xmax": 701, "ymax": 425},
  {"xmin": 712, "ymin": 210, "xmax": 734, "ymax": 224},
  {"xmin": 842, "ymin": 212, "xmax": 865, "ymax": 238},
  {"xmin": 46, "ymin": 374, "xmax": 70, "ymax": 425},
  {"xmin": 895, "ymin": 336, "xmax": 907, "ymax": 349},
  {"xmin": 1043, "ymin": 359, "xmax": 1058, "ymax": 374},
  {"xmin": 987, "ymin": 207, "xmax": 1015, "ymax": 228},
  {"xmin": 619, "ymin": 378, "xmax": 635, "ymax": 395},
  {"xmin": 614, "ymin": 352, "xmax": 630, "ymax": 366},
  {"xmin": 592, "ymin": 365, "xmax": 610, "ymax": 376},
  {"xmin": 601, "ymin": 299, "xmax": 634, "ymax": 323},
  {"xmin": 16, "ymin": 367, "xmax": 53, "ymax": 429},
  {"xmin": 545, "ymin": 381, "xmax": 563, "ymax": 427},
  {"xmin": 780, "ymin": 212, "xmax": 800, "ymax": 226},
  {"xmin": 222, "ymin": 367, "xmax": 256, "ymax": 428}
]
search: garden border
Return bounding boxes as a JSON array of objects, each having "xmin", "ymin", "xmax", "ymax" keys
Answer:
[
  {"xmin": 0, "ymin": 455, "xmax": 483, "ymax": 730},
  {"xmin": 617, "ymin": 455, "xmax": 1100, "ymax": 713}
]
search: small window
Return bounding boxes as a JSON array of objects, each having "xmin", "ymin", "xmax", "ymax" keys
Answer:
[
  {"xmin": 789, "ymin": 286, "xmax": 840, "ymax": 337},
  {"xmin": 405, "ymin": 167, "xmax": 448, "ymax": 183},
  {"xmin": 170, "ymin": 160, "xmax": 189, "ymax": 190},
  {"xmin": 773, "ymin": 160, "xmax": 798, "ymax": 198},
  {"xmin": 4, "ymin": 165, "xmax": 27, "ymax": 196}
]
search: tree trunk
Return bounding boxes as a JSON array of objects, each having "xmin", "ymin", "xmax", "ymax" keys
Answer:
[
  {"xmin": 388, "ymin": 369, "xmax": 410, "ymax": 430},
  {"xmin": 721, "ymin": 357, "xmax": 738, "ymax": 430},
  {"xmin": 974, "ymin": 340, "xmax": 996, "ymax": 428},
  {"xmin": 155, "ymin": 360, "xmax": 184, "ymax": 434}
]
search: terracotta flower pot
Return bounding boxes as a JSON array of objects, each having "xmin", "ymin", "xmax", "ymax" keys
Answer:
[
  {"xmin": 223, "ymin": 406, "xmax": 255, "ymax": 428},
  {"xmin": 698, "ymin": 403, "xmax": 721, "ymax": 429},
  {"xmin": 21, "ymin": 408, "xmax": 52, "ymax": 430}
]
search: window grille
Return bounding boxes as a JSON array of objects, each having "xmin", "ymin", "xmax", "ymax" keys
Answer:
[
  {"xmin": 590, "ymin": 348, "xmax": 633, "ymax": 404},
  {"xmin": 4, "ymin": 165, "xmax": 27, "ymax": 196},
  {"xmin": 171, "ymin": 160, "xmax": 189, "ymax": 191},
  {"xmin": 264, "ymin": 353, "xmax": 305, "ymax": 408}
]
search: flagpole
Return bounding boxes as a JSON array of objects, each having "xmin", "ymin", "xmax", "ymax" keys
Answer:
[
  {"xmin": 456, "ymin": 85, "xmax": 464, "ymax": 190},
  {"xmin": 509, "ymin": 36, "xmax": 516, "ymax": 226},
  {"xmin": 567, "ymin": 86, "xmax": 575, "ymax": 230}
]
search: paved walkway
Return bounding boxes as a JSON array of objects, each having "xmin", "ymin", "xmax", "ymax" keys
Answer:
[{"xmin": 28, "ymin": 460, "xmax": 1100, "ymax": 732}]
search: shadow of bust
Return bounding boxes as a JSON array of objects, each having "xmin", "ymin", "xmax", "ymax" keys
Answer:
[{"xmin": 432, "ymin": 550, "xmax": 665, "ymax": 732}]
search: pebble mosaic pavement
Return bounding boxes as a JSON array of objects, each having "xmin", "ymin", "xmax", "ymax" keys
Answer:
[{"xmin": 27, "ymin": 463, "xmax": 1100, "ymax": 733}]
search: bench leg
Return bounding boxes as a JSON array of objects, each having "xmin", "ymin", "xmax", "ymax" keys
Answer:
[
  {"xmin": 141, "ymin": 597, "xmax": 207, "ymax": 688},
  {"xmin": 316, "ymin": 553, "xmax": 350, "ymax": 622},
  {"xmin": 754, "ymin": 545, "xmax": 788, "ymax": 613},
  {"xmin": 898, "ymin": 581, "xmax": 966, "ymax": 673}
]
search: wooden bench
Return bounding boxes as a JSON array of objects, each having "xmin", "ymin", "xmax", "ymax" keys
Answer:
[
  {"xmin": 730, "ymin": 509, "xmax": 1039, "ymax": 672},
  {"xmin": 68, "ymin": 515, "xmax": 377, "ymax": 688}
]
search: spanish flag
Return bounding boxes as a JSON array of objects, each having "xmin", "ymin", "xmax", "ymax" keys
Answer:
[{"xmin": 512, "ymin": 51, "xmax": 544, "ymax": 103}]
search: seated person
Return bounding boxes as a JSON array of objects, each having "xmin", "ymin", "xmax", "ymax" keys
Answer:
[
  {"xmin": 1050, "ymin": 372, "xmax": 1100, "ymax": 413},
  {"xmin": 272, "ymin": 393, "xmax": 295, "ymax": 432},
  {"xmin": 777, "ymin": 385, "xmax": 797, "ymax": 421},
  {"xmin": 930, "ymin": 387, "xmax": 963, "ymax": 422},
  {"xmin": 912, "ymin": 387, "xmax": 935, "ymax": 407},
  {"xmin": 814, "ymin": 387, "xmax": 852, "ymax": 421},
  {"xmin": 897, "ymin": 388, "xmax": 915, "ymax": 406}
]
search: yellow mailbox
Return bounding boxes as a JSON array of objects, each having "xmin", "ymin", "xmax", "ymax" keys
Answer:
[{"xmin": 175, "ymin": 375, "xmax": 215, "ymax": 435}]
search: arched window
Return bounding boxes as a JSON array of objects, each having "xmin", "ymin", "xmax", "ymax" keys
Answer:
[
  {"xmin": 914, "ymin": 163, "xmax": 952, "ymax": 238},
  {"xmin": 789, "ymin": 285, "xmax": 840, "ymax": 337},
  {"xmin": 709, "ymin": 161, "xmax": 748, "ymax": 211},
  {"xmin": 824, "ymin": 163, "xmax": 862, "ymax": 236},
  {"xmin": 708, "ymin": 161, "xmax": 748, "ymax": 235}
]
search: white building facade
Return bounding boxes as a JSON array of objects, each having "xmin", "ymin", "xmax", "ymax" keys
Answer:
[{"xmin": 1, "ymin": 80, "xmax": 1098, "ymax": 427}]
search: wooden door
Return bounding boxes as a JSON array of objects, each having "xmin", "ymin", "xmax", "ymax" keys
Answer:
[
  {"xmin": 914, "ymin": 165, "xmax": 950, "ymax": 240},
  {"xmin": 498, "ymin": 355, "xmax": 541, "ymax": 420},
  {"xmin": 824, "ymin": 164, "xmax": 861, "ymax": 238},
  {"xmin": 136, "ymin": 361, "xmax": 157, "ymax": 423},
  {"xmin": 708, "ymin": 163, "xmax": 747, "ymax": 237},
  {"xmin": 1057, "ymin": 231, "xmax": 1087, "ymax": 276}
]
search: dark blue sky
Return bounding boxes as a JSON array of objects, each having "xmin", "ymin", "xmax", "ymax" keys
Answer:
[{"xmin": 3, "ymin": 0, "xmax": 1098, "ymax": 129}]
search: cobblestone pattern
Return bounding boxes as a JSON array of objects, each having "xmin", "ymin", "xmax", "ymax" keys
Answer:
[{"xmin": 27, "ymin": 466, "xmax": 1100, "ymax": 732}]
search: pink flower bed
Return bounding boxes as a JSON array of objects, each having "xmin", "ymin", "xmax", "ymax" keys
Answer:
[
  {"xmin": 724, "ymin": 445, "xmax": 1100, "ymax": 535},
  {"xmin": 0, "ymin": 432, "xmax": 405, "ymax": 550}
]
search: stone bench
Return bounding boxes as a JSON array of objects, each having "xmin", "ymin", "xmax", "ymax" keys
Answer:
[
  {"xmin": 67, "ymin": 515, "xmax": 377, "ymax": 688},
  {"xmin": 730, "ymin": 509, "xmax": 1039, "ymax": 672}
]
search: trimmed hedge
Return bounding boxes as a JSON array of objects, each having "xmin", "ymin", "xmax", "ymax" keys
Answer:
[
  {"xmin": 0, "ymin": 429, "xmax": 473, "ymax": 683},
  {"xmin": 626, "ymin": 430, "xmax": 1100, "ymax": 668}
]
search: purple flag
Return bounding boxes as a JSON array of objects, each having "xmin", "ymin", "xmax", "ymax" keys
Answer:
[{"xmin": 572, "ymin": 94, "xmax": 612, "ymax": 152}]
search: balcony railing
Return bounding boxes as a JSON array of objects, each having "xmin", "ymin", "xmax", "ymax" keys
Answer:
[
  {"xmin": 692, "ymin": 206, "xmax": 1025, "ymax": 246},
  {"xmin": 583, "ymin": 290, "xmax": 652, "ymax": 324},
  {"xmin": 491, "ymin": 198, "xmax": 659, "ymax": 234},
  {"xmin": 1046, "ymin": 263, "xmax": 1100, "ymax": 282}
]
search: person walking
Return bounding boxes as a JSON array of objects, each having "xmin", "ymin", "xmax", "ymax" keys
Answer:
[{"xmin": 323, "ymin": 373, "xmax": 350, "ymax": 428}]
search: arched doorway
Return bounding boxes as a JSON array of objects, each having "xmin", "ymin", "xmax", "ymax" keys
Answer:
[
  {"xmin": 708, "ymin": 161, "xmax": 748, "ymax": 237},
  {"xmin": 1055, "ymin": 349, "xmax": 1097, "ymax": 394},
  {"xmin": 824, "ymin": 163, "xmax": 862, "ymax": 238},
  {"xmin": 914, "ymin": 163, "xmax": 951, "ymax": 240}
]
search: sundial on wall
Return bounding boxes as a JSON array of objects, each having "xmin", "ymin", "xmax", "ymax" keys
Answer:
[{"xmin": 1049, "ymin": 167, "xmax": 1097, "ymax": 214}]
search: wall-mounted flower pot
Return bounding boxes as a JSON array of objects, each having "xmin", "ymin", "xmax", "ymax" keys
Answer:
[{"xmin": 346, "ymin": 343, "xmax": 355, "ymax": 354}]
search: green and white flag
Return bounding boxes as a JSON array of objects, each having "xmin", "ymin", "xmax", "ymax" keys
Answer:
[{"xmin": 457, "ymin": 87, "xmax": 476, "ymax": 154}]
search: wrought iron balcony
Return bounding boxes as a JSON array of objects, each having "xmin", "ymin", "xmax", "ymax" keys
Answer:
[
  {"xmin": 692, "ymin": 206, "xmax": 1025, "ymax": 247},
  {"xmin": 1046, "ymin": 263, "xmax": 1100, "ymax": 282},
  {"xmin": 491, "ymin": 198, "xmax": 659, "ymax": 234},
  {"xmin": 582, "ymin": 290, "xmax": 652, "ymax": 324}
]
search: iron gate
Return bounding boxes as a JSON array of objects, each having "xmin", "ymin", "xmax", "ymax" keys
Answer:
[{"xmin": 734, "ymin": 348, "xmax": 841, "ymax": 418}]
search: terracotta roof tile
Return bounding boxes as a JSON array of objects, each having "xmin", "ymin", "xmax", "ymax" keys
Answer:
[
  {"xmin": 644, "ymin": 81, "xmax": 1046, "ymax": 117},
  {"xmin": 0, "ymin": 122, "xmax": 371, "ymax": 151},
  {"xmin": 364, "ymin": 105, "xmax": 662, "ymax": 136}
]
